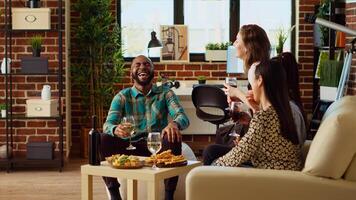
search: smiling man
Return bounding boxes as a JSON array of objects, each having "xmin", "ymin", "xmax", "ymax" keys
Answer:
[{"xmin": 101, "ymin": 55, "xmax": 189, "ymax": 200}]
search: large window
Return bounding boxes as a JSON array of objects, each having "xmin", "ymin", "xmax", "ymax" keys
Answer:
[
  {"xmin": 119, "ymin": 0, "xmax": 294, "ymax": 60},
  {"xmin": 120, "ymin": 0, "xmax": 173, "ymax": 58},
  {"xmin": 184, "ymin": 0, "xmax": 230, "ymax": 53},
  {"xmin": 240, "ymin": 0, "xmax": 293, "ymax": 57}
]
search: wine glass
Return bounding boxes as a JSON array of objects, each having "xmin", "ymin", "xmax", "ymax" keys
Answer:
[
  {"xmin": 228, "ymin": 101, "xmax": 250, "ymax": 137},
  {"xmin": 121, "ymin": 116, "xmax": 136, "ymax": 150},
  {"xmin": 147, "ymin": 132, "xmax": 162, "ymax": 169}
]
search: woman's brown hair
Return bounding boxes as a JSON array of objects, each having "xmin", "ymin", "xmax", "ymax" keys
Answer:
[{"xmin": 239, "ymin": 24, "xmax": 271, "ymax": 72}]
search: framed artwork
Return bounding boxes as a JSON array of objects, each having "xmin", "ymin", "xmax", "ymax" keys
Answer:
[{"xmin": 160, "ymin": 25, "xmax": 189, "ymax": 62}]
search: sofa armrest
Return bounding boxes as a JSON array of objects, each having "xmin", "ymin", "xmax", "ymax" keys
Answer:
[{"xmin": 186, "ymin": 166, "xmax": 356, "ymax": 200}]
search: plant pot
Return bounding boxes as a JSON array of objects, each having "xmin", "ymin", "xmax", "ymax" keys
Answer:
[
  {"xmin": 32, "ymin": 48, "xmax": 41, "ymax": 57},
  {"xmin": 21, "ymin": 56, "xmax": 48, "ymax": 74},
  {"xmin": 205, "ymin": 50, "xmax": 227, "ymax": 62},
  {"xmin": 1, "ymin": 110, "xmax": 6, "ymax": 118},
  {"xmin": 27, "ymin": 0, "xmax": 41, "ymax": 8},
  {"xmin": 198, "ymin": 80, "xmax": 206, "ymax": 84},
  {"xmin": 276, "ymin": 45, "xmax": 283, "ymax": 55}
]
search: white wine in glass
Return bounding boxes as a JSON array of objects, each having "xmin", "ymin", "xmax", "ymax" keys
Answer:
[
  {"xmin": 121, "ymin": 116, "xmax": 136, "ymax": 150},
  {"xmin": 147, "ymin": 132, "xmax": 162, "ymax": 169}
]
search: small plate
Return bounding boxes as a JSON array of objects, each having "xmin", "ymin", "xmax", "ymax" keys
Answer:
[
  {"xmin": 145, "ymin": 160, "xmax": 188, "ymax": 168},
  {"xmin": 108, "ymin": 160, "xmax": 144, "ymax": 169}
]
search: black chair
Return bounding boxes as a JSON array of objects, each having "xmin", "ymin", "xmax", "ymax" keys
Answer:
[{"xmin": 191, "ymin": 85, "xmax": 231, "ymax": 130}]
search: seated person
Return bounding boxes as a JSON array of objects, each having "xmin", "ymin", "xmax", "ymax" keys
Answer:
[
  {"xmin": 101, "ymin": 55, "xmax": 189, "ymax": 200},
  {"xmin": 206, "ymin": 53, "xmax": 307, "ymax": 165},
  {"xmin": 207, "ymin": 59, "xmax": 302, "ymax": 170},
  {"xmin": 274, "ymin": 52, "xmax": 307, "ymax": 144}
]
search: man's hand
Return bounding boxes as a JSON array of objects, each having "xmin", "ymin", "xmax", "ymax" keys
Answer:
[
  {"xmin": 162, "ymin": 122, "xmax": 181, "ymax": 143},
  {"xmin": 113, "ymin": 124, "xmax": 130, "ymax": 138}
]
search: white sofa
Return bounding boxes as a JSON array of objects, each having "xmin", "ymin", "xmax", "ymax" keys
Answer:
[{"xmin": 186, "ymin": 96, "xmax": 356, "ymax": 200}]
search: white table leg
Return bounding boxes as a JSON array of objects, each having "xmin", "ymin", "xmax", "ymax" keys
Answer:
[
  {"xmin": 147, "ymin": 179, "xmax": 160, "ymax": 200},
  {"xmin": 127, "ymin": 179, "xmax": 138, "ymax": 200},
  {"xmin": 81, "ymin": 174, "xmax": 93, "ymax": 200}
]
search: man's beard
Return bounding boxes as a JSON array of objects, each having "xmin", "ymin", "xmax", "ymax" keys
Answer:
[{"xmin": 132, "ymin": 71, "xmax": 154, "ymax": 86}]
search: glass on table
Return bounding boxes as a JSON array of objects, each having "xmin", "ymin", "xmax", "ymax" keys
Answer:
[
  {"xmin": 121, "ymin": 116, "xmax": 136, "ymax": 150},
  {"xmin": 147, "ymin": 132, "xmax": 162, "ymax": 169}
]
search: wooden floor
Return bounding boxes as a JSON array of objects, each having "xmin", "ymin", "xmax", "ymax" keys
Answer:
[{"xmin": 0, "ymin": 159, "xmax": 108, "ymax": 200}]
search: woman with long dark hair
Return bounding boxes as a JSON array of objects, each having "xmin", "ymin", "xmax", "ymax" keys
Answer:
[
  {"xmin": 273, "ymin": 52, "xmax": 307, "ymax": 144},
  {"xmin": 213, "ymin": 59, "xmax": 302, "ymax": 170}
]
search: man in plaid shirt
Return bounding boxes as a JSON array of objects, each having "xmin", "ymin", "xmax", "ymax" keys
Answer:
[{"xmin": 101, "ymin": 55, "xmax": 189, "ymax": 200}]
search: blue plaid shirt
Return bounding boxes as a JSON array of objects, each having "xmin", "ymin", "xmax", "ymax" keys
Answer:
[{"xmin": 103, "ymin": 84, "xmax": 189, "ymax": 140}]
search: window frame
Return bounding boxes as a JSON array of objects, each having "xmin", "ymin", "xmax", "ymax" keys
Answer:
[{"xmin": 118, "ymin": 0, "xmax": 295, "ymax": 62}]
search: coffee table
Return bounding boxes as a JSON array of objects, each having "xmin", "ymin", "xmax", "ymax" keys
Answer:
[{"xmin": 81, "ymin": 160, "xmax": 201, "ymax": 200}]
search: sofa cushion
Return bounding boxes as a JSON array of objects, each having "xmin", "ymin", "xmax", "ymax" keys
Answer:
[
  {"xmin": 344, "ymin": 155, "xmax": 356, "ymax": 181},
  {"xmin": 322, "ymin": 95, "xmax": 356, "ymax": 121},
  {"xmin": 303, "ymin": 96, "xmax": 356, "ymax": 179}
]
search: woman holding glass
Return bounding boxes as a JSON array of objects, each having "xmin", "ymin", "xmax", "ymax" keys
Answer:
[
  {"xmin": 204, "ymin": 24, "xmax": 271, "ymax": 165},
  {"xmin": 214, "ymin": 59, "xmax": 302, "ymax": 170}
]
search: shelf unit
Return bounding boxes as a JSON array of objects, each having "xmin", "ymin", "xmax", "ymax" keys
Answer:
[
  {"xmin": 1, "ymin": 0, "xmax": 64, "ymax": 171},
  {"xmin": 309, "ymin": 2, "xmax": 345, "ymax": 139}
]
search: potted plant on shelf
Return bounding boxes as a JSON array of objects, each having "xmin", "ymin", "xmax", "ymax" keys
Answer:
[
  {"xmin": 275, "ymin": 25, "xmax": 295, "ymax": 55},
  {"xmin": 197, "ymin": 76, "xmax": 206, "ymax": 84},
  {"xmin": 317, "ymin": 0, "xmax": 331, "ymax": 47},
  {"xmin": 0, "ymin": 104, "xmax": 6, "ymax": 118},
  {"xmin": 29, "ymin": 35, "xmax": 43, "ymax": 57},
  {"xmin": 205, "ymin": 42, "xmax": 231, "ymax": 62}
]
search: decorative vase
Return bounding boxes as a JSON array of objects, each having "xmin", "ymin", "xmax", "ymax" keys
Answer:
[
  {"xmin": 276, "ymin": 44, "xmax": 283, "ymax": 55},
  {"xmin": 27, "ymin": 0, "xmax": 41, "ymax": 8},
  {"xmin": 1, "ymin": 58, "xmax": 11, "ymax": 74},
  {"xmin": 1, "ymin": 110, "xmax": 6, "ymax": 118},
  {"xmin": 32, "ymin": 48, "xmax": 41, "ymax": 57},
  {"xmin": 41, "ymin": 85, "xmax": 51, "ymax": 100},
  {"xmin": 198, "ymin": 80, "xmax": 206, "ymax": 84}
]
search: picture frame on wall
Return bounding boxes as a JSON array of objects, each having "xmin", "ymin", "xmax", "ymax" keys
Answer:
[{"xmin": 160, "ymin": 25, "xmax": 189, "ymax": 63}]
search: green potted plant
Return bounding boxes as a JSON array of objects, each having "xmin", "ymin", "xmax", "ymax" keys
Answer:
[
  {"xmin": 275, "ymin": 25, "xmax": 295, "ymax": 55},
  {"xmin": 205, "ymin": 42, "xmax": 231, "ymax": 62},
  {"xmin": 317, "ymin": 0, "xmax": 331, "ymax": 46},
  {"xmin": 197, "ymin": 76, "xmax": 206, "ymax": 84},
  {"xmin": 29, "ymin": 35, "xmax": 43, "ymax": 57},
  {"xmin": 0, "ymin": 104, "xmax": 6, "ymax": 118},
  {"xmin": 72, "ymin": 0, "xmax": 125, "ymax": 128}
]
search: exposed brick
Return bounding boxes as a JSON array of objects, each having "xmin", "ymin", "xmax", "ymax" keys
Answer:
[
  {"xmin": 202, "ymin": 64, "xmax": 218, "ymax": 70},
  {"xmin": 16, "ymin": 129, "xmax": 36, "ymax": 135},
  {"xmin": 212, "ymin": 71, "xmax": 227, "ymax": 77},
  {"xmin": 177, "ymin": 71, "xmax": 193, "ymax": 77},
  {"xmin": 37, "ymin": 128, "xmax": 57, "ymax": 135},
  {"xmin": 27, "ymin": 121, "xmax": 47, "ymax": 127},
  {"xmin": 28, "ymin": 136, "xmax": 48, "ymax": 142},
  {"xmin": 185, "ymin": 64, "xmax": 201, "ymax": 70},
  {"xmin": 168, "ymin": 65, "xmax": 184, "ymax": 71},
  {"xmin": 193, "ymin": 71, "xmax": 210, "ymax": 77}
]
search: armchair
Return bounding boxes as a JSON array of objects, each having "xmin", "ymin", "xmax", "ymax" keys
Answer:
[{"xmin": 186, "ymin": 96, "xmax": 356, "ymax": 200}]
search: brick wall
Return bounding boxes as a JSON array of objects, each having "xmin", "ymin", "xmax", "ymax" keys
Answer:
[
  {"xmin": 346, "ymin": 2, "xmax": 356, "ymax": 95},
  {"xmin": 0, "ymin": 0, "xmax": 66, "ymax": 157},
  {"xmin": 298, "ymin": 0, "xmax": 320, "ymax": 112}
]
